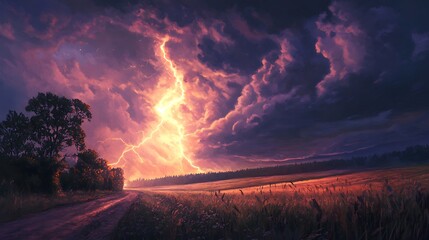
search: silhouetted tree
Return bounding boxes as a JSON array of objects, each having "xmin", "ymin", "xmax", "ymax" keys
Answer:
[
  {"xmin": 74, "ymin": 149, "xmax": 108, "ymax": 190},
  {"xmin": 111, "ymin": 168, "xmax": 125, "ymax": 191},
  {"xmin": 0, "ymin": 111, "xmax": 39, "ymax": 192},
  {"xmin": 0, "ymin": 92, "xmax": 126, "ymax": 194},
  {"xmin": 0, "ymin": 111, "xmax": 33, "ymax": 158},
  {"xmin": 26, "ymin": 92, "xmax": 92, "ymax": 158},
  {"xmin": 23, "ymin": 92, "xmax": 92, "ymax": 193},
  {"xmin": 65, "ymin": 149, "xmax": 125, "ymax": 191}
]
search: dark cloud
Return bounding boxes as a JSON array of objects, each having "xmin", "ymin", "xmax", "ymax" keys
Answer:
[
  {"xmin": 196, "ymin": 1, "xmax": 429, "ymax": 163},
  {"xmin": 197, "ymin": 36, "xmax": 278, "ymax": 74},
  {"xmin": 0, "ymin": 80, "xmax": 26, "ymax": 117},
  {"xmin": 1, "ymin": 0, "xmax": 429, "ymax": 178}
]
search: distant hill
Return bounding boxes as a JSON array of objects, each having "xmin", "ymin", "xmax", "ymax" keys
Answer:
[{"xmin": 127, "ymin": 145, "xmax": 429, "ymax": 188}]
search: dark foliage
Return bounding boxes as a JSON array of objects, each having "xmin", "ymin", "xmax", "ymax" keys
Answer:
[
  {"xmin": 111, "ymin": 168, "xmax": 125, "ymax": 191},
  {"xmin": 60, "ymin": 149, "xmax": 124, "ymax": 191},
  {"xmin": 0, "ymin": 111, "xmax": 33, "ymax": 158},
  {"xmin": 0, "ymin": 92, "xmax": 124, "ymax": 194},
  {"xmin": 25, "ymin": 92, "xmax": 92, "ymax": 158},
  {"xmin": 129, "ymin": 145, "xmax": 429, "ymax": 188}
]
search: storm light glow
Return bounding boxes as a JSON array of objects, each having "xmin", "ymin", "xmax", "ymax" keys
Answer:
[{"xmin": 1, "ymin": 0, "xmax": 429, "ymax": 180}]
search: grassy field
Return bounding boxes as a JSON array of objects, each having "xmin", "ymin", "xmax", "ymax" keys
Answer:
[
  {"xmin": 135, "ymin": 169, "xmax": 351, "ymax": 192},
  {"xmin": 115, "ymin": 165, "xmax": 429, "ymax": 239},
  {"xmin": 0, "ymin": 190, "xmax": 115, "ymax": 223}
]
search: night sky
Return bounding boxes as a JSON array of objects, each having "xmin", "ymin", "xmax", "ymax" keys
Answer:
[{"xmin": 1, "ymin": 0, "xmax": 429, "ymax": 179}]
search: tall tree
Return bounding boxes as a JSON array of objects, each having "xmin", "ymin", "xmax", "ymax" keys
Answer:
[
  {"xmin": 24, "ymin": 92, "xmax": 92, "ymax": 193},
  {"xmin": 0, "ymin": 110, "xmax": 33, "ymax": 158},
  {"xmin": 25, "ymin": 92, "xmax": 92, "ymax": 158},
  {"xmin": 0, "ymin": 111, "xmax": 39, "ymax": 192},
  {"xmin": 0, "ymin": 92, "xmax": 125, "ymax": 194}
]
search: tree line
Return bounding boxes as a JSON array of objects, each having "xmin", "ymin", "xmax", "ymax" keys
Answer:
[
  {"xmin": 0, "ymin": 92, "xmax": 124, "ymax": 194},
  {"xmin": 128, "ymin": 145, "xmax": 429, "ymax": 188}
]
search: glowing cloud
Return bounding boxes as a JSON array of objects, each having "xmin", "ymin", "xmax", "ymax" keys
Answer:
[
  {"xmin": 1, "ymin": 0, "xmax": 429, "ymax": 180},
  {"xmin": 107, "ymin": 37, "xmax": 202, "ymax": 179}
]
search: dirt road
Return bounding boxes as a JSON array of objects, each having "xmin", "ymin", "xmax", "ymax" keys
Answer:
[{"xmin": 0, "ymin": 191, "xmax": 137, "ymax": 240}]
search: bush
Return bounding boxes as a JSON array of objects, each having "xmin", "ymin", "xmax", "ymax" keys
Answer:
[{"xmin": 60, "ymin": 149, "xmax": 124, "ymax": 191}]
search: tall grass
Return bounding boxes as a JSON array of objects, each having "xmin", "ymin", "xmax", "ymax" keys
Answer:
[
  {"xmin": 114, "ymin": 179, "xmax": 429, "ymax": 240},
  {"xmin": 0, "ymin": 190, "xmax": 114, "ymax": 223}
]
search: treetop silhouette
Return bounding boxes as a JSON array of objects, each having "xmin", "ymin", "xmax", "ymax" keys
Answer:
[{"xmin": 0, "ymin": 92, "xmax": 123, "ymax": 194}]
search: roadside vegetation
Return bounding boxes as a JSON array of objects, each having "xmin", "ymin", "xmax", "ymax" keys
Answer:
[
  {"xmin": 0, "ymin": 92, "xmax": 124, "ymax": 221},
  {"xmin": 0, "ymin": 190, "xmax": 114, "ymax": 223},
  {"xmin": 114, "ymin": 165, "xmax": 429, "ymax": 239}
]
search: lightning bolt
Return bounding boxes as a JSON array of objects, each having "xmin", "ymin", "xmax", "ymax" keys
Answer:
[{"xmin": 107, "ymin": 36, "xmax": 202, "ymax": 176}]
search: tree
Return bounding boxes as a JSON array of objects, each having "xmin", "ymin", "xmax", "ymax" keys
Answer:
[
  {"xmin": 0, "ymin": 92, "xmax": 125, "ymax": 194},
  {"xmin": 73, "ymin": 149, "xmax": 122, "ymax": 191},
  {"xmin": 25, "ymin": 92, "xmax": 92, "ymax": 158},
  {"xmin": 74, "ymin": 149, "xmax": 107, "ymax": 190},
  {"xmin": 111, "ymin": 168, "xmax": 124, "ymax": 191},
  {"xmin": 24, "ymin": 92, "xmax": 92, "ymax": 193},
  {"xmin": 62, "ymin": 149, "xmax": 125, "ymax": 191},
  {"xmin": 0, "ymin": 111, "xmax": 33, "ymax": 158},
  {"xmin": 0, "ymin": 111, "xmax": 40, "ymax": 192}
]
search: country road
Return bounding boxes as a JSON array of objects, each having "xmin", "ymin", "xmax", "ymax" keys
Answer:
[{"xmin": 0, "ymin": 191, "xmax": 138, "ymax": 240}]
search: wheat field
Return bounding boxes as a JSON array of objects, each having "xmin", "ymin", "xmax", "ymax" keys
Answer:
[{"xmin": 114, "ymin": 165, "xmax": 429, "ymax": 239}]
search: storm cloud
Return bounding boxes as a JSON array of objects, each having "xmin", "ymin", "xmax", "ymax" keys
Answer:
[{"xmin": 1, "ymin": 0, "xmax": 429, "ymax": 179}]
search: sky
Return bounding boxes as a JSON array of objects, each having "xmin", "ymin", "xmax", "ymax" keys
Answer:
[{"xmin": 1, "ymin": 0, "xmax": 429, "ymax": 180}]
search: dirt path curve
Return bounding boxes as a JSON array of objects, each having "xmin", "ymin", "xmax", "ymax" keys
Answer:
[{"xmin": 0, "ymin": 191, "xmax": 138, "ymax": 240}]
